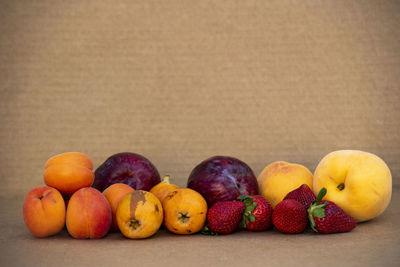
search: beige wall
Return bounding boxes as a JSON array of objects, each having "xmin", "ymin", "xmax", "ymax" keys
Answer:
[{"xmin": 1, "ymin": 0, "xmax": 399, "ymax": 197}]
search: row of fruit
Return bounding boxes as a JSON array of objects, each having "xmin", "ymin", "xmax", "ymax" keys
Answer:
[{"xmin": 23, "ymin": 150, "xmax": 392, "ymax": 239}]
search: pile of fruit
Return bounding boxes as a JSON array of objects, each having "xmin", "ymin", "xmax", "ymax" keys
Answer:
[{"xmin": 23, "ymin": 150, "xmax": 392, "ymax": 239}]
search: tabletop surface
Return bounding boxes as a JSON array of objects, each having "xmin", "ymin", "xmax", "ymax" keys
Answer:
[{"xmin": 1, "ymin": 187, "xmax": 399, "ymax": 267}]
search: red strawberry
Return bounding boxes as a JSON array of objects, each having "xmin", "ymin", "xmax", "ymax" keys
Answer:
[
  {"xmin": 272, "ymin": 199, "xmax": 308, "ymax": 234},
  {"xmin": 206, "ymin": 201, "xmax": 246, "ymax": 234},
  {"xmin": 238, "ymin": 195, "xmax": 273, "ymax": 231},
  {"xmin": 283, "ymin": 184, "xmax": 316, "ymax": 210},
  {"xmin": 308, "ymin": 188, "xmax": 356, "ymax": 234}
]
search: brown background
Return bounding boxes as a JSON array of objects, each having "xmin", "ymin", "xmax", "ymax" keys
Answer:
[{"xmin": 1, "ymin": 1, "xmax": 399, "ymax": 266}]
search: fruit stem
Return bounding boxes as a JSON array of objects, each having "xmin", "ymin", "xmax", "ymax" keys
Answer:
[
  {"xmin": 315, "ymin": 187, "xmax": 327, "ymax": 202},
  {"xmin": 162, "ymin": 175, "xmax": 171, "ymax": 184}
]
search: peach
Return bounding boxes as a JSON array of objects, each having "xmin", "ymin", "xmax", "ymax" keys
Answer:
[
  {"xmin": 314, "ymin": 150, "xmax": 392, "ymax": 222},
  {"xmin": 102, "ymin": 183, "xmax": 135, "ymax": 231},
  {"xmin": 44, "ymin": 152, "xmax": 95, "ymax": 195},
  {"xmin": 66, "ymin": 187, "xmax": 111, "ymax": 239},
  {"xmin": 258, "ymin": 161, "xmax": 313, "ymax": 208},
  {"xmin": 23, "ymin": 186, "xmax": 66, "ymax": 237}
]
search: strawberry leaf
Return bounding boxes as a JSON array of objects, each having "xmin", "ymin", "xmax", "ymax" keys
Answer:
[
  {"xmin": 308, "ymin": 212, "xmax": 317, "ymax": 232},
  {"xmin": 249, "ymin": 214, "xmax": 255, "ymax": 222},
  {"xmin": 238, "ymin": 195, "xmax": 258, "ymax": 228},
  {"xmin": 201, "ymin": 225, "xmax": 218, "ymax": 236},
  {"xmin": 312, "ymin": 207, "xmax": 325, "ymax": 218}
]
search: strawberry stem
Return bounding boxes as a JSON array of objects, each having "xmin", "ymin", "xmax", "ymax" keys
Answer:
[{"xmin": 315, "ymin": 187, "xmax": 327, "ymax": 203}]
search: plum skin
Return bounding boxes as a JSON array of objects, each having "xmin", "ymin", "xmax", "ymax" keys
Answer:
[
  {"xmin": 93, "ymin": 152, "xmax": 161, "ymax": 192},
  {"xmin": 187, "ymin": 156, "xmax": 258, "ymax": 205}
]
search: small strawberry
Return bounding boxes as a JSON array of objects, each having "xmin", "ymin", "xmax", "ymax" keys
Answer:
[
  {"xmin": 308, "ymin": 188, "xmax": 357, "ymax": 234},
  {"xmin": 238, "ymin": 195, "xmax": 273, "ymax": 231},
  {"xmin": 206, "ymin": 201, "xmax": 246, "ymax": 234},
  {"xmin": 272, "ymin": 199, "xmax": 308, "ymax": 234},
  {"xmin": 283, "ymin": 184, "xmax": 316, "ymax": 210}
]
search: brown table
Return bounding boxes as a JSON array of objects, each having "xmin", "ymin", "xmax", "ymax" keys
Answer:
[{"xmin": 1, "ymin": 186, "xmax": 399, "ymax": 267}]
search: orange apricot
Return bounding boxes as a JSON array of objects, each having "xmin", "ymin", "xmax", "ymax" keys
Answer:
[
  {"xmin": 103, "ymin": 183, "xmax": 135, "ymax": 231},
  {"xmin": 44, "ymin": 152, "xmax": 94, "ymax": 195},
  {"xmin": 66, "ymin": 187, "xmax": 112, "ymax": 239},
  {"xmin": 23, "ymin": 186, "xmax": 66, "ymax": 237}
]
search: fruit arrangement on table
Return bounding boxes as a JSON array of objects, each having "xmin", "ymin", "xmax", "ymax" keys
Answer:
[{"xmin": 23, "ymin": 150, "xmax": 392, "ymax": 239}]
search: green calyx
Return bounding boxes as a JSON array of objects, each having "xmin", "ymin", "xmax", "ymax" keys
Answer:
[
  {"xmin": 201, "ymin": 225, "xmax": 218, "ymax": 236},
  {"xmin": 307, "ymin": 187, "xmax": 328, "ymax": 232},
  {"xmin": 237, "ymin": 195, "xmax": 258, "ymax": 228}
]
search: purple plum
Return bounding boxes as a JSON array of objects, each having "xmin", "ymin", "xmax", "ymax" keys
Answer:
[
  {"xmin": 93, "ymin": 152, "xmax": 160, "ymax": 192},
  {"xmin": 187, "ymin": 156, "xmax": 258, "ymax": 205}
]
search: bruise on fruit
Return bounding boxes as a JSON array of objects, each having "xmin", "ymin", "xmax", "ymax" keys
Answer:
[
  {"xmin": 200, "ymin": 211, "xmax": 204, "ymax": 214},
  {"xmin": 187, "ymin": 229, "xmax": 191, "ymax": 233},
  {"xmin": 129, "ymin": 191, "xmax": 147, "ymax": 224},
  {"xmin": 166, "ymin": 190, "xmax": 178, "ymax": 200},
  {"xmin": 155, "ymin": 204, "xmax": 159, "ymax": 213}
]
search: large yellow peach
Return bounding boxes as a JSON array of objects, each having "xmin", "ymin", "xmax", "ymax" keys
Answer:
[
  {"xmin": 258, "ymin": 161, "xmax": 313, "ymax": 208},
  {"xmin": 103, "ymin": 183, "xmax": 134, "ymax": 231},
  {"xmin": 116, "ymin": 190, "xmax": 163, "ymax": 239},
  {"xmin": 23, "ymin": 186, "xmax": 66, "ymax": 237},
  {"xmin": 66, "ymin": 187, "xmax": 112, "ymax": 239},
  {"xmin": 313, "ymin": 150, "xmax": 392, "ymax": 222}
]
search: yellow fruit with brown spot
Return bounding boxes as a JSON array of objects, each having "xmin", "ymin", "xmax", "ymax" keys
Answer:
[
  {"xmin": 258, "ymin": 161, "xmax": 313, "ymax": 208},
  {"xmin": 163, "ymin": 188, "xmax": 207, "ymax": 235},
  {"xmin": 150, "ymin": 175, "xmax": 179, "ymax": 203},
  {"xmin": 116, "ymin": 190, "xmax": 163, "ymax": 239}
]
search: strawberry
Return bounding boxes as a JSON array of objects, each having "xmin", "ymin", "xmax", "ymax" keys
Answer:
[
  {"xmin": 283, "ymin": 184, "xmax": 316, "ymax": 210},
  {"xmin": 272, "ymin": 199, "xmax": 308, "ymax": 234},
  {"xmin": 238, "ymin": 195, "xmax": 273, "ymax": 231},
  {"xmin": 206, "ymin": 201, "xmax": 246, "ymax": 234},
  {"xmin": 308, "ymin": 188, "xmax": 357, "ymax": 234}
]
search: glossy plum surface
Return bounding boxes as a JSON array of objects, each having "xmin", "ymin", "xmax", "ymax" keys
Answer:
[
  {"xmin": 187, "ymin": 156, "xmax": 258, "ymax": 205},
  {"xmin": 93, "ymin": 152, "xmax": 160, "ymax": 192}
]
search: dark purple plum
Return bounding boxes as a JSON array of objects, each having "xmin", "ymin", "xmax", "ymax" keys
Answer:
[
  {"xmin": 93, "ymin": 152, "xmax": 160, "ymax": 192},
  {"xmin": 187, "ymin": 156, "xmax": 258, "ymax": 205}
]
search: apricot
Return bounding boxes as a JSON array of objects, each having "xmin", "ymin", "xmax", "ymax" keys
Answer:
[
  {"xmin": 44, "ymin": 152, "xmax": 94, "ymax": 195},
  {"xmin": 150, "ymin": 175, "xmax": 179, "ymax": 203},
  {"xmin": 23, "ymin": 186, "xmax": 66, "ymax": 237},
  {"xmin": 163, "ymin": 188, "xmax": 207, "ymax": 235},
  {"xmin": 116, "ymin": 190, "xmax": 163, "ymax": 239},
  {"xmin": 103, "ymin": 183, "xmax": 135, "ymax": 231},
  {"xmin": 66, "ymin": 187, "xmax": 111, "ymax": 239}
]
